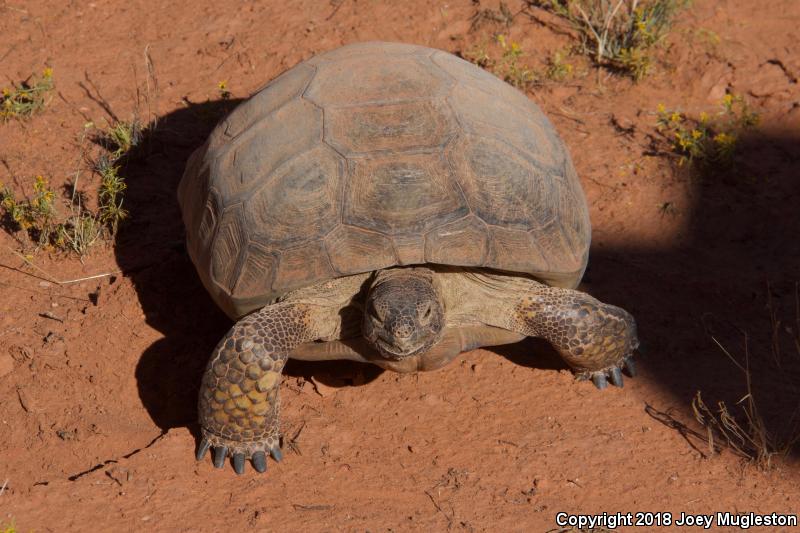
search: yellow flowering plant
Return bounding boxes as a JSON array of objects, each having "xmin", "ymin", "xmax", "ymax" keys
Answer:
[
  {"xmin": 0, "ymin": 67, "xmax": 54, "ymax": 121},
  {"xmin": 655, "ymin": 93, "xmax": 759, "ymax": 171},
  {"xmin": 0, "ymin": 175, "xmax": 59, "ymax": 245}
]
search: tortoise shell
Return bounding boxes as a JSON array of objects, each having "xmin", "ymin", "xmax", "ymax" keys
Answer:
[{"xmin": 178, "ymin": 41, "xmax": 591, "ymax": 319}]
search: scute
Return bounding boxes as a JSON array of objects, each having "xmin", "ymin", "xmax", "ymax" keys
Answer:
[
  {"xmin": 447, "ymin": 84, "xmax": 563, "ymax": 170},
  {"xmin": 304, "ymin": 55, "xmax": 451, "ymax": 106},
  {"xmin": 213, "ymin": 98, "xmax": 322, "ymax": 199},
  {"xmin": 486, "ymin": 226, "xmax": 549, "ymax": 274},
  {"xmin": 233, "ymin": 243, "xmax": 278, "ymax": 300},
  {"xmin": 448, "ymin": 135, "xmax": 558, "ymax": 229},
  {"xmin": 529, "ymin": 219, "xmax": 584, "ymax": 283},
  {"xmin": 179, "ymin": 153, "xmax": 211, "ymax": 255},
  {"xmin": 324, "ymin": 99, "xmax": 456, "ymax": 156},
  {"xmin": 431, "ymin": 50, "xmax": 540, "ymax": 117},
  {"xmin": 247, "ymin": 145, "xmax": 344, "ymax": 247},
  {"xmin": 177, "ymin": 41, "xmax": 591, "ymax": 319},
  {"xmin": 392, "ymin": 234, "xmax": 425, "ymax": 265},
  {"xmin": 189, "ymin": 187, "xmax": 220, "ymax": 264},
  {"xmin": 324, "ymin": 226, "xmax": 396, "ymax": 275},
  {"xmin": 218, "ymin": 63, "xmax": 316, "ymax": 144},
  {"xmin": 210, "ymin": 205, "xmax": 247, "ymax": 293},
  {"xmin": 559, "ymin": 156, "xmax": 591, "ymax": 255},
  {"xmin": 272, "ymin": 241, "xmax": 337, "ymax": 296},
  {"xmin": 344, "ymin": 151, "xmax": 469, "ymax": 235},
  {"xmin": 424, "ymin": 216, "xmax": 489, "ymax": 265}
]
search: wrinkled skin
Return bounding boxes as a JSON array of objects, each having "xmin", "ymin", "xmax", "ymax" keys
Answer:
[{"xmin": 362, "ymin": 269, "xmax": 444, "ymax": 360}]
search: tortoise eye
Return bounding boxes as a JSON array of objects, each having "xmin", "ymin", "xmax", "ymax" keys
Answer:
[
  {"xmin": 369, "ymin": 300, "xmax": 385, "ymax": 322},
  {"xmin": 418, "ymin": 303, "xmax": 433, "ymax": 325}
]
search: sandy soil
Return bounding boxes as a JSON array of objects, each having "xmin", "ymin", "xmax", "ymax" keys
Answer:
[{"xmin": 1, "ymin": 0, "xmax": 799, "ymax": 531}]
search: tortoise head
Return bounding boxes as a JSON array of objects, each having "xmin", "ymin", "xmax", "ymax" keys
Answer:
[{"xmin": 363, "ymin": 268, "xmax": 445, "ymax": 360}]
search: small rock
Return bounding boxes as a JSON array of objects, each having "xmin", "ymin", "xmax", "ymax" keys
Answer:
[
  {"xmin": 56, "ymin": 428, "xmax": 78, "ymax": 440},
  {"xmin": 707, "ymin": 80, "xmax": 729, "ymax": 103},
  {"xmin": 16, "ymin": 387, "xmax": 38, "ymax": 412}
]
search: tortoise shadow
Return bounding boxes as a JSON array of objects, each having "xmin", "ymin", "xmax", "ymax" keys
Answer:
[
  {"xmin": 119, "ymin": 96, "xmax": 800, "ymax": 461},
  {"xmin": 116, "ymin": 99, "xmax": 240, "ymax": 432}
]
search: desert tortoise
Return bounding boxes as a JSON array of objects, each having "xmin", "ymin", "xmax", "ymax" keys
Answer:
[{"xmin": 178, "ymin": 41, "xmax": 639, "ymax": 474}]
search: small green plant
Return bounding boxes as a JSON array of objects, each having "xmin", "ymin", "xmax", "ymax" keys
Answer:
[
  {"xmin": 1, "ymin": 154, "xmax": 129, "ymax": 253},
  {"xmin": 95, "ymin": 157, "xmax": 129, "ymax": 236},
  {"xmin": 545, "ymin": 49, "xmax": 575, "ymax": 80},
  {"xmin": 495, "ymin": 35, "xmax": 537, "ymax": 88},
  {"xmin": 103, "ymin": 119, "xmax": 143, "ymax": 158},
  {"xmin": 1, "ymin": 175, "xmax": 59, "ymax": 245},
  {"xmin": 218, "ymin": 80, "xmax": 232, "ymax": 100},
  {"xmin": 527, "ymin": 0, "xmax": 689, "ymax": 80},
  {"xmin": 55, "ymin": 211, "xmax": 103, "ymax": 255},
  {"xmin": 655, "ymin": 93, "xmax": 759, "ymax": 170},
  {"xmin": 0, "ymin": 519, "xmax": 17, "ymax": 533},
  {"xmin": 465, "ymin": 35, "xmax": 537, "ymax": 89},
  {"xmin": 464, "ymin": 40, "xmax": 492, "ymax": 68},
  {"xmin": 1, "ymin": 67, "xmax": 54, "ymax": 121}
]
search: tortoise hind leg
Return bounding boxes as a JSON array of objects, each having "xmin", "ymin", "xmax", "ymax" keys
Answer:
[
  {"xmin": 498, "ymin": 284, "xmax": 638, "ymax": 388},
  {"xmin": 197, "ymin": 302, "xmax": 333, "ymax": 474}
]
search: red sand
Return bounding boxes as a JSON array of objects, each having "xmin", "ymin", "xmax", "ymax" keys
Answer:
[{"xmin": 1, "ymin": 1, "xmax": 798, "ymax": 531}]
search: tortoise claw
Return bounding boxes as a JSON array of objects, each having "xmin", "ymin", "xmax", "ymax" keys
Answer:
[
  {"xmin": 196, "ymin": 437, "xmax": 211, "ymax": 461},
  {"xmin": 609, "ymin": 367, "xmax": 624, "ymax": 387},
  {"xmin": 270, "ymin": 446, "xmax": 283, "ymax": 462},
  {"xmin": 252, "ymin": 451, "xmax": 267, "ymax": 473},
  {"xmin": 232, "ymin": 452, "xmax": 246, "ymax": 475},
  {"xmin": 624, "ymin": 356, "xmax": 637, "ymax": 377},
  {"xmin": 213, "ymin": 446, "xmax": 228, "ymax": 469},
  {"xmin": 591, "ymin": 373, "xmax": 608, "ymax": 390}
]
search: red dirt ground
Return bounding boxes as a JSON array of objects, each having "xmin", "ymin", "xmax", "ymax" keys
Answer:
[{"xmin": 1, "ymin": 1, "xmax": 799, "ymax": 531}]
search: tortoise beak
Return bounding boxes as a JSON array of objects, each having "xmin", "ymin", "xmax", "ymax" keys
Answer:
[{"xmin": 374, "ymin": 335, "xmax": 426, "ymax": 360}]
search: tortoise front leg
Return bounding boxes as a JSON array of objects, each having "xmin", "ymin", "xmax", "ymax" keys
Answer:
[
  {"xmin": 500, "ymin": 285, "xmax": 639, "ymax": 389},
  {"xmin": 197, "ymin": 302, "xmax": 329, "ymax": 474}
]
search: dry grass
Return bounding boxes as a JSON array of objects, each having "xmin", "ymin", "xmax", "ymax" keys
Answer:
[
  {"xmin": 693, "ymin": 284, "xmax": 800, "ymax": 469},
  {"xmin": 527, "ymin": 0, "xmax": 690, "ymax": 80}
]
